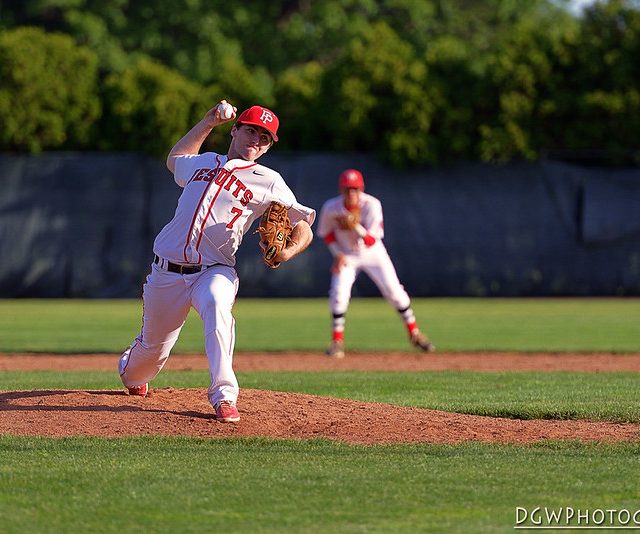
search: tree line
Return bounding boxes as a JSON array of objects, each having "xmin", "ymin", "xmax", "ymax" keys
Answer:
[{"xmin": 0, "ymin": 0, "xmax": 638, "ymax": 167}]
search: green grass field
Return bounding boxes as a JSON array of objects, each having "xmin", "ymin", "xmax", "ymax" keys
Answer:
[
  {"xmin": 1, "ymin": 298, "xmax": 639, "ymax": 533},
  {"xmin": 2, "ymin": 436, "xmax": 639, "ymax": 533},
  {"xmin": 0, "ymin": 297, "xmax": 638, "ymax": 353}
]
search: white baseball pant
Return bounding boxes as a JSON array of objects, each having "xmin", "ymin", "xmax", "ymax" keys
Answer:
[
  {"xmin": 329, "ymin": 243, "xmax": 411, "ymax": 315},
  {"xmin": 118, "ymin": 262, "xmax": 239, "ymax": 408}
]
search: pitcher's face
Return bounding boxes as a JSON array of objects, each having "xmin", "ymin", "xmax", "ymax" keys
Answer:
[{"xmin": 228, "ymin": 124, "xmax": 273, "ymax": 161}]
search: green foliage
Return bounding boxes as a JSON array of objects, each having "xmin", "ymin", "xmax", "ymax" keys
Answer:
[
  {"xmin": 479, "ymin": 12, "xmax": 578, "ymax": 162},
  {"xmin": 419, "ymin": 37, "xmax": 485, "ymax": 164},
  {"xmin": 0, "ymin": 26, "xmax": 100, "ymax": 151},
  {"xmin": 569, "ymin": 0, "xmax": 640, "ymax": 161},
  {"xmin": 274, "ymin": 61, "xmax": 326, "ymax": 148},
  {"xmin": 0, "ymin": 0, "xmax": 639, "ymax": 166},
  {"xmin": 100, "ymin": 57, "xmax": 209, "ymax": 156},
  {"xmin": 321, "ymin": 22, "xmax": 433, "ymax": 162},
  {"xmin": 481, "ymin": 0, "xmax": 640, "ymax": 163}
]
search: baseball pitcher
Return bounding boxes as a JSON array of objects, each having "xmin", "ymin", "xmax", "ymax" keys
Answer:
[{"xmin": 118, "ymin": 101, "xmax": 315, "ymax": 422}]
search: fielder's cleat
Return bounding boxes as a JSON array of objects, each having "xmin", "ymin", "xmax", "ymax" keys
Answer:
[
  {"xmin": 325, "ymin": 340, "xmax": 345, "ymax": 359},
  {"xmin": 410, "ymin": 330, "xmax": 435, "ymax": 352},
  {"xmin": 215, "ymin": 400, "xmax": 240, "ymax": 423},
  {"xmin": 127, "ymin": 383, "xmax": 148, "ymax": 397}
]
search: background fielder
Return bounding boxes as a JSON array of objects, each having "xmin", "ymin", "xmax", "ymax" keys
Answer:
[
  {"xmin": 118, "ymin": 100, "xmax": 315, "ymax": 422},
  {"xmin": 317, "ymin": 169, "xmax": 434, "ymax": 358}
]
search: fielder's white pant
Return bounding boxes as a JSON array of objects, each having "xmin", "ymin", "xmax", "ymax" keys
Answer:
[
  {"xmin": 330, "ymin": 242, "xmax": 411, "ymax": 315},
  {"xmin": 119, "ymin": 262, "xmax": 239, "ymax": 408}
]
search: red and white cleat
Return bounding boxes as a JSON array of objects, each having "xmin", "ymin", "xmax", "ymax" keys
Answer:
[
  {"xmin": 215, "ymin": 400, "xmax": 240, "ymax": 423},
  {"xmin": 127, "ymin": 383, "xmax": 148, "ymax": 397}
]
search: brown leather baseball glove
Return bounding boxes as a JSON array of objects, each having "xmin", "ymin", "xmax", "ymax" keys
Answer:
[
  {"xmin": 256, "ymin": 202, "xmax": 293, "ymax": 268},
  {"xmin": 335, "ymin": 210, "xmax": 360, "ymax": 231}
]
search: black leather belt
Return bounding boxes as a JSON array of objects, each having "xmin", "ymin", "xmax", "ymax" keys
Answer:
[{"xmin": 154, "ymin": 255, "xmax": 208, "ymax": 275}]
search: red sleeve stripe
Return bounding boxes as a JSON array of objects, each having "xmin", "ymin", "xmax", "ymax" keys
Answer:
[{"xmin": 323, "ymin": 232, "xmax": 337, "ymax": 245}]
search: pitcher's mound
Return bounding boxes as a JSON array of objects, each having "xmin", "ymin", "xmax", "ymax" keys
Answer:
[{"xmin": 1, "ymin": 388, "xmax": 638, "ymax": 445}]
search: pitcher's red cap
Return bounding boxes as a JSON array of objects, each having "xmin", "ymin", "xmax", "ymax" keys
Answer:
[
  {"xmin": 339, "ymin": 169, "xmax": 365, "ymax": 190},
  {"xmin": 236, "ymin": 105, "xmax": 279, "ymax": 142}
]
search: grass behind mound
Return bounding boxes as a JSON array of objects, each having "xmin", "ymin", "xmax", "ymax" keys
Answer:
[
  {"xmin": 1, "ymin": 436, "xmax": 639, "ymax": 533},
  {"xmin": 0, "ymin": 298, "xmax": 638, "ymax": 353}
]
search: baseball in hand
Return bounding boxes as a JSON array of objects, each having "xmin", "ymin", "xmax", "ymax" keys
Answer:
[{"xmin": 218, "ymin": 103, "xmax": 234, "ymax": 120}]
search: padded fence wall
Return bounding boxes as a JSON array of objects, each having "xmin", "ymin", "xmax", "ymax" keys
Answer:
[{"xmin": 0, "ymin": 152, "xmax": 638, "ymax": 298}]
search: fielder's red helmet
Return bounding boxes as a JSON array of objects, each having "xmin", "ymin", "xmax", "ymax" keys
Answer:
[{"xmin": 339, "ymin": 169, "xmax": 365, "ymax": 190}]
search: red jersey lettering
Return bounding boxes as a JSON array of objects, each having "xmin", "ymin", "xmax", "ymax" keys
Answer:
[
  {"xmin": 202, "ymin": 168, "xmax": 218, "ymax": 182},
  {"xmin": 214, "ymin": 169, "xmax": 230, "ymax": 186},
  {"xmin": 232, "ymin": 180, "xmax": 247, "ymax": 198},
  {"xmin": 190, "ymin": 168, "xmax": 209, "ymax": 182},
  {"xmin": 223, "ymin": 175, "xmax": 237, "ymax": 191},
  {"xmin": 241, "ymin": 189, "xmax": 253, "ymax": 207}
]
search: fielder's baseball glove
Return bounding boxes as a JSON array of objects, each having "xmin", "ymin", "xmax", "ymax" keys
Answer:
[
  {"xmin": 256, "ymin": 202, "xmax": 293, "ymax": 268},
  {"xmin": 335, "ymin": 210, "xmax": 360, "ymax": 231}
]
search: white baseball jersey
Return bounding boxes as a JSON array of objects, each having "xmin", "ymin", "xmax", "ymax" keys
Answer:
[
  {"xmin": 318, "ymin": 191, "xmax": 411, "ymax": 314},
  {"xmin": 317, "ymin": 192, "xmax": 384, "ymax": 253},
  {"xmin": 154, "ymin": 152, "xmax": 316, "ymax": 266},
  {"xmin": 120, "ymin": 151, "xmax": 315, "ymax": 410}
]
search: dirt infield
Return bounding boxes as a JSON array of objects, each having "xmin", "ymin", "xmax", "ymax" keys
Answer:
[{"xmin": 1, "ymin": 352, "xmax": 639, "ymax": 445}]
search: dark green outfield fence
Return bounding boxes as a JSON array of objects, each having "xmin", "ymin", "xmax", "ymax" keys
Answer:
[{"xmin": 1, "ymin": 153, "xmax": 639, "ymax": 298}]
